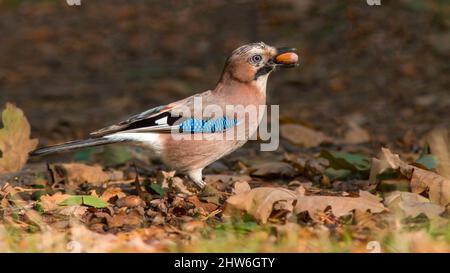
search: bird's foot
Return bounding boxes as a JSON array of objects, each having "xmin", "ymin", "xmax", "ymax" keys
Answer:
[
  {"xmin": 187, "ymin": 169, "xmax": 206, "ymax": 190},
  {"xmin": 192, "ymin": 179, "xmax": 206, "ymax": 190}
]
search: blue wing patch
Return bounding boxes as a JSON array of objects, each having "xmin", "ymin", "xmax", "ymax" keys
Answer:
[{"xmin": 179, "ymin": 117, "xmax": 238, "ymax": 133}]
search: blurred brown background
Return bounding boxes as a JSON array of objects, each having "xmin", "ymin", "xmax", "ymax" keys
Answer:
[{"xmin": 0, "ymin": 0, "xmax": 449, "ymax": 150}]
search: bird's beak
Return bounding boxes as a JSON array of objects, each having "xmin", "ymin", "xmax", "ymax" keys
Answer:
[
  {"xmin": 271, "ymin": 47, "xmax": 299, "ymax": 68},
  {"xmin": 255, "ymin": 47, "xmax": 299, "ymax": 78}
]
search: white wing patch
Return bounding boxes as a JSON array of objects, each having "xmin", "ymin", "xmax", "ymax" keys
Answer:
[
  {"xmin": 104, "ymin": 133, "xmax": 162, "ymax": 153},
  {"xmin": 154, "ymin": 116, "xmax": 168, "ymax": 125}
]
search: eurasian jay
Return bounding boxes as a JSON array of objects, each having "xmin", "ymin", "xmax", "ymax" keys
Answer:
[{"xmin": 30, "ymin": 42, "xmax": 299, "ymax": 189}]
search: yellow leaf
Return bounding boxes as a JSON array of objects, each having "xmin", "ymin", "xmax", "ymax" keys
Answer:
[{"xmin": 0, "ymin": 103, "xmax": 38, "ymax": 173}]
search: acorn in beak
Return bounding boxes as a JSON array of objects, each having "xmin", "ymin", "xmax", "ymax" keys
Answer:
[
  {"xmin": 255, "ymin": 47, "xmax": 299, "ymax": 78},
  {"xmin": 272, "ymin": 47, "xmax": 299, "ymax": 68}
]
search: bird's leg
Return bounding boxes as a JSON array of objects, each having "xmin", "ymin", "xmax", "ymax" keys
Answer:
[{"xmin": 187, "ymin": 169, "xmax": 206, "ymax": 189}]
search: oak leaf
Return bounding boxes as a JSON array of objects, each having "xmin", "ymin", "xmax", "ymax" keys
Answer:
[
  {"xmin": 225, "ymin": 182, "xmax": 297, "ymax": 223},
  {"xmin": 0, "ymin": 103, "xmax": 38, "ymax": 173},
  {"xmin": 295, "ymin": 191, "xmax": 386, "ymax": 220}
]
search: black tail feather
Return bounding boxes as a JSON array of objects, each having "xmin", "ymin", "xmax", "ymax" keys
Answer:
[{"xmin": 30, "ymin": 137, "xmax": 123, "ymax": 156}]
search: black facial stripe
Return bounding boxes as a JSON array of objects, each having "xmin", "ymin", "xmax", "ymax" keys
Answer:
[{"xmin": 255, "ymin": 65, "xmax": 273, "ymax": 79}]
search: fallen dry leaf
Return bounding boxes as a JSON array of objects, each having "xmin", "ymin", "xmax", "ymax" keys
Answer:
[
  {"xmin": 372, "ymin": 148, "xmax": 450, "ymax": 208},
  {"xmin": 39, "ymin": 192, "xmax": 88, "ymax": 218},
  {"xmin": 353, "ymin": 210, "xmax": 381, "ymax": 232},
  {"xmin": 116, "ymin": 195, "xmax": 144, "ymax": 208},
  {"xmin": 58, "ymin": 205, "xmax": 88, "ymax": 218},
  {"xmin": 369, "ymin": 148, "xmax": 413, "ymax": 184},
  {"xmin": 226, "ymin": 182, "xmax": 386, "ymax": 223},
  {"xmin": 70, "ymin": 224, "xmax": 156, "ymax": 252},
  {"xmin": 54, "ymin": 163, "xmax": 123, "ymax": 186},
  {"xmin": 225, "ymin": 183, "xmax": 297, "ymax": 223},
  {"xmin": 187, "ymin": 196, "xmax": 218, "ymax": 214},
  {"xmin": 410, "ymin": 168, "xmax": 450, "ymax": 207},
  {"xmin": 107, "ymin": 209, "xmax": 143, "ymax": 228},
  {"xmin": 342, "ymin": 122, "xmax": 370, "ymax": 144},
  {"xmin": 182, "ymin": 220, "xmax": 207, "ymax": 233},
  {"xmin": 156, "ymin": 170, "xmax": 176, "ymax": 188},
  {"xmin": 40, "ymin": 192, "xmax": 71, "ymax": 212},
  {"xmin": 233, "ymin": 181, "xmax": 251, "ymax": 195},
  {"xmin": 295, "ymin": 191, "xmax": 386, "ymax": 220},
  {"xmin": 426, "ymin": 128, "xmax": 450, "ymax": 179},
  {"xmin": 100, "ymin": 187, "xmax": 126, "ymax": 202},
  {"xmin": 170, "ymin": 177, "xmax": 195, "ymax": 195},
  {"xmin": 384, "ymin": 191, "xmax": 444, "ymax": 218},
  {"xmin": 280, "ymin": 123, "xmax": 331, "ymax": 148},
  {"xmin": 0, "ymin": 103, "xmax": 38, "ymax": 173}
]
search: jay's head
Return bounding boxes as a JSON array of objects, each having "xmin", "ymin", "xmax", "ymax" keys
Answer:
[{"xmin": 220, "ymin": 42, "xmax": 299, "ymax": 84}]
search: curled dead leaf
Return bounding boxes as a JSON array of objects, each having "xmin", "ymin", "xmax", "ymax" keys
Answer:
[
  {"xmin": 410, "ymin": 168, "xmax": 450, "ymax": 207},
  {"xmin": 372, "ymin": 148, "xmax": 450, "ymax": 208}
]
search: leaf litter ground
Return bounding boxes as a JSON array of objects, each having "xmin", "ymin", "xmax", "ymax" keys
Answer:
[{"xmin": 1, "ymin": 104, "xmax": 450, "ymax": 252}]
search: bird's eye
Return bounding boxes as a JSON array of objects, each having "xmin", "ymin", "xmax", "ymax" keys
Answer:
[{"xmin": 249, "ymin": 54, "xmax": 262, "ymax": 64}]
